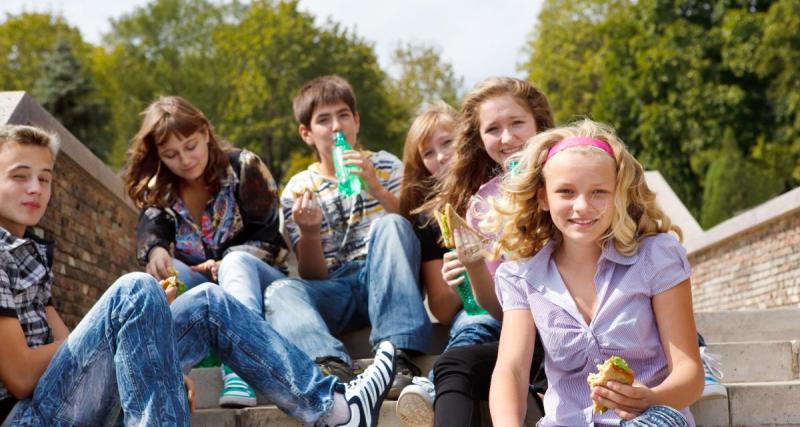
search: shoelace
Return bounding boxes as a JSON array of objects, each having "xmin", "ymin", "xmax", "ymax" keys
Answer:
[{"xmin": 700, "ymin": 347, "xmax": 724, "ymax": 379}]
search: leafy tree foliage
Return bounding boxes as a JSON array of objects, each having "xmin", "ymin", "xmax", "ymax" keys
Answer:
[
  {"xmin": 389, "ymin": 42, "xmax": 464, "ymax": 114},
  {"xmin": 34, "ymin": 40, "xmax": 111, "ymax": 159},
  {"xmin": 522, "ymin": 0, "xmax": 797, "ymax": 226}
]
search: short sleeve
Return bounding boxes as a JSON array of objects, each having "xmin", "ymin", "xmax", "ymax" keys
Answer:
[
  {"xmin": 495, "ymin": 264, "xmax": 531, "ymax": 311},
  {"xmin": 0, "ymin": 269, "xmax": 16, "ymax": 317},
  {"xmin": 415, "ymin": 216, "xmax": 447, "ymax": 263},
  {"xmin": 279, "ymin": 181, "xmax": 301, "ymax": 248},
  {"xmin": 643, "ymin": 234, "xmax": 691, "ymax": 296},
  {"xmin": 372, "ymin": 151, "xmax": 403, "ymax": 197}
]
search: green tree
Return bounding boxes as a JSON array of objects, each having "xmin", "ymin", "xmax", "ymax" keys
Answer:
[
  {"xmin": 701, "ymin": 136, "xmax": 784, "ymax": 228},
  {"xmin": 389, "ymin": 42, "xmax": 464, "ymax": 115},
  {"xmin": 34, "ymin": 39, "xmax": 112, "ymax": 159},
  {"xmin": 0, "ymin": 12, "xmax": 89, "ymax": 93}
]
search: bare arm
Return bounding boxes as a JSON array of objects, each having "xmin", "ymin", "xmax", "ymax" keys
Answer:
[
  {"xmin": 0, "ymin": 317, "xmax": 64, "ymax": 399},
  {"xmin": 45, "ymin": 306, "xmax": 69, "ymax": 341},
  {"xmin": 649, "ymin": 279, "xmax": 704, "ymax": 407},
  {"xmin": 344, "ymin": 151, "xmax": 400, "ymax": 213},
  {"xmin": 490, "ymin": 309, "xmax": 536, "ymax": 426},
  {"xmin": 592, "ymin": 279, "xmax": 703, "ymax": 418},
  {"xmin": 422, "ymin": 259, "xmax": 461, "ymax": 325}
]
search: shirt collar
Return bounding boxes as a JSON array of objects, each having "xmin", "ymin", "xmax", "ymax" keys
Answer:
[
  {"xmin": 600, "ymin": 239, "xmax": 639, "ymax": 265},
  {"xmin": 0, "ymin": 226, "xmax": 55, "ymax": 258}
]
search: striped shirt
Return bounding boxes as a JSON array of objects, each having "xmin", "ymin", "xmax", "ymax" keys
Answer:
[
  {"xmin": 281, "ymin": 150, "xmax": 402, "ymax": 269},
  {"xmin": 496, "ymin": 233, "xmax": 694, "ymax": 426},
  {"xmin": 0, "ymin": 227, "xmax": 54, "ymax": 401}
]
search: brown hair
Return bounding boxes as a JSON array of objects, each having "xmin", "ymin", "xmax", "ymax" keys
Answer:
[
  {"xmin": 399, "ymin": 102, "xmax": 458, "ymax": 219},
  {"xmin": 420, "ymin": 77, "xmax": 555, "ymax": 218},
  {"xmin": 489, "ymin": 119, "xmax": 682, "ymax": 260},
  {"xmin": 293, "ymin": 75, "xmax": 358, "ymax": 128},
  {"xmin": 0, "ymin": 125, "xmax": 60, "ymax": 159},
  {"xmin": 124, "ymin": 96, "xmax": 231, "ymax": 209}
]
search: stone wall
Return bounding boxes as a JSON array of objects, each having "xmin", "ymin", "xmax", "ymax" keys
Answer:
[
  {"xmin": 1, "ymin": 92, "xmax": 140, "ymax": 327},
  {"xmin": 687, "ymin": 187, "xmax": 800, "ymax": 311}
]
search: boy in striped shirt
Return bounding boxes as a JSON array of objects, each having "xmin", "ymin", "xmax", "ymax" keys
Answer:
[{"xmin": 267, "ymin": 75, "xmax": 431, "ymax": 397}]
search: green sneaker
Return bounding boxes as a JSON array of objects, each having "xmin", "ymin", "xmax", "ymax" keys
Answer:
[{"xmin": 219, "ymin": 364, "xmax": 257, "ymax": 408}]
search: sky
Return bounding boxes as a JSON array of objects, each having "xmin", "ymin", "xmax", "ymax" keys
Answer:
[{"xmin": 0, "ymin": 0, "xmax": 545, "ymax": 89}]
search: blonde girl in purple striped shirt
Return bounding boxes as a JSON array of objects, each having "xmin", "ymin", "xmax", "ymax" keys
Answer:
[{"xmin": 488, "ymin": 119, "xmax": 704, "ymax": 426}]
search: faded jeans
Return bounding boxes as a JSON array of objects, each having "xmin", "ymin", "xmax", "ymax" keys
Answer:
[
  {"xmin": 9, "ymin": 273, "xmax": 338, "ymax": 426},
  {"xmin": 173, "ymin": 250, "xmax": 284, "ymax": 316},
  {"xmin": 264, "ymin": 214, "xmax": 431, "ymax": 365},
  {"xmin": 426, "ymin": 309, "xmax": 501, "ymax": 381}
]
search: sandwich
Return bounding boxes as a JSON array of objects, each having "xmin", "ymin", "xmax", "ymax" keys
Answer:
[
  {"xmin": 160, "ymin": 268, "xmax": 187, "ymax": 295},
  {"xmin": 586, "ymin": 356, "xmax": 635, "ymax": 413},
  {"xmin": 434, "ymin": 203, "xmax": 479, "ymax": 249}
]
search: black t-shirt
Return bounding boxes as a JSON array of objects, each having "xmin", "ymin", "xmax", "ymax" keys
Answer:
[
  {"xmin": 414, "ymin": 214, "xmax": 448, "ymax": 263},
  {"xmin": 0, "ymin": 397, "xmax": 17, "ymax": 424}
]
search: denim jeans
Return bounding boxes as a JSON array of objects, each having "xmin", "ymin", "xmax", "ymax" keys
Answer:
[
  {"xmin": 10, "ymin": 272, "xmax": 188, "ymax": 427},
  {"xmin": 173, "ymin": 251, "xmax": 284, "ymax": 315},
  {"xmin": 619, "ymin": 405, "xmax": 691, "ymax": 427},
  {"xmin": 264, "ymin": 214, "xmax": 431, "ymax": 365},
  {"xmin": 10, "ymin": 273, "xmax": 339, "ymax": 426},
  {"xmin": 426, "ymin": 310, "xmax": 501, "ymax": 381}
]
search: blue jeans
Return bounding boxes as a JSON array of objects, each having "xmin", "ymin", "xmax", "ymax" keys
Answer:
[
  {"xmin": 173, "ymin": 251, "xmax": 284, "ymax": 315},
  {"xmin": 426, "ymin": 310, "xmax": 501, "ymax": 381},
  {"xmin": 264, "ymin": 214, "xmax": 431, "ymax": 365},
  {"xmin": 11, "ymin": 273, "xmax": 338, "ymax": 426},
  {"xmin": 619, "ymin": 405, "xmax": 691, "ymax": 427}
]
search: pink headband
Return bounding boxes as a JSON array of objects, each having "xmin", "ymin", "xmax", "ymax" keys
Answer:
[{"xmin": 545, "ymin": 137, "xmax": 615, "ymax": 162}]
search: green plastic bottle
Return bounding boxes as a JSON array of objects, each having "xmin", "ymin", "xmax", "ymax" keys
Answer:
[
  {"xmin": 332, "ymin": 131, "xmax": 363, "ymax": 197},
  {"xmin": 450, "ymin": 249, "xmax": 489, "ymax": 316}
]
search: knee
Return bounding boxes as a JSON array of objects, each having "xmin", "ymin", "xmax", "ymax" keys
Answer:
[
  {"xmin": 374, "ymin": 213, "xmax": 412, "ymax": 233},
  {"xmin": 113, "ymin": 272, "xmax": 161, "ymax": 296},
  {"xmin": 263, "ymin": 278, "xmax": 306, "ymax": 304},
  {"xmin": 218, "ymin": 250, "xmax": 258, "ymax": 271}
]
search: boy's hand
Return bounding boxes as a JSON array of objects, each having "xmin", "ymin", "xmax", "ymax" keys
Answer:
[
  {"xmin": 147, "ymin": 247, "xmax": 173, "ymax": 280},
  {"xmin": 441, "ymin": 251, "xmax": 466, "ymax": 288},
  {"xmin": 292, "ymin": 190, "xmax": 322, "ymax": 234},
  {"xmin": 454, "ymin": 228, "xmax": 486, "ymax": 268},
  {"xmin": 342, "ymin": 150, "xmax": 382, "ymax": 195},
  {"xmin": 183, "ymin": 374, "xmax": 196, "ymax": 413},
  {"xmin": 190, "ymin": 259, "xmax": 219, "ymax": 281},
  {"xmin": 591, "ymin": 380, "xmax": 655, "ymax": 420}
]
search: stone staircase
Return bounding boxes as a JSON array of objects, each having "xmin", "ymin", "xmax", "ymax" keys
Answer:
[
  {"xmin": 691, "ymin": 308, "xmax": 800, "ymax": 427},
  {"xmin": 191, "ymin": 308, "xmax": 800, "ymax": 426}
]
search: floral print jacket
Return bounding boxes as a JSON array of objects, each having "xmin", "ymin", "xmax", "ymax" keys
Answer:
[{"xmin": 136, "ymin": 149, "xmax": 288, "ymax": 272}]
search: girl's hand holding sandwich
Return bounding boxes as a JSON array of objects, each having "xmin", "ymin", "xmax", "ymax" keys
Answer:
[{"xmin": 591, "ymin": 380, "xmax": 655, "ymax": 420}]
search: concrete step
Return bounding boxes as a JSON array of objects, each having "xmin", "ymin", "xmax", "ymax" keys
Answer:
[
  {"xmin": 691, "ymin": 380, "xmax": 800, "ymax": 427},
  {"xmin": 696, "ymin": 308, "xmax": 800, "ymax": 343},
  {"xmin": 340, "ymin": 323, "xmax": 451, "ymax": 359},
  {"xmin": 192, "ymin": 395, "xmax": 544, "ymax": 427},
  {"xmin": 190, "ymin": 356, "xmax": 440, "ymax": 410},
  {"xmin": 727, "ymin": 380, "xmax": 800, "ymax": 426},
  {"xmin": 705, "ymin": 340, "xmax": 800, "ymax": 383},
  {"xmin": 691, "ymin": 397, "xmax": 730, "ymax": 427}
]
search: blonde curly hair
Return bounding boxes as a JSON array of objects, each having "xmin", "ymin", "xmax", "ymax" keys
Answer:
[{"xmin": 489, "ymin": 119, "xmax": 681, "ymax": 260}]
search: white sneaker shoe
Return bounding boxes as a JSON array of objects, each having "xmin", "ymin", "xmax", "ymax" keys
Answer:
[
  {"xmin": 336, "ymin": 341, "xmax": 397, "ymax": 427},
  {"xmin": 700, "ymin": 346, "xmax": 727, "ymax": 400},
  {"xmin": 396, "ymin": 376, "xmax": 435, "ymax": 427}
]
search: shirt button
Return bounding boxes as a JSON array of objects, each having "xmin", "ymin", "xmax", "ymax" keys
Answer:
[{"xmin": 594, "ymin": 358, "xmax": 601, "ymax": 363}]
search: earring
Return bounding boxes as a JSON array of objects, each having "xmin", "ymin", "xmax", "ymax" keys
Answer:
[{"xmin": 147, "ymin": 161, "xmax": 162, "ymax": 190}]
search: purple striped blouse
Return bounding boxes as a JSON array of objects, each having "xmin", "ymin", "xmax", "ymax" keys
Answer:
[{"xmin": 496, "ymin": 233, "xmax": 695, "ymax": 426}]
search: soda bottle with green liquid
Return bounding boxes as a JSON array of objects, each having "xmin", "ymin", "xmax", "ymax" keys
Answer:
[{"xmin": 332, "ymin": 131, "xmax": 363, "ymax": 197}]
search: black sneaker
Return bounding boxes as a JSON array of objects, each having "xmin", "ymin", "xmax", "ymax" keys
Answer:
[
  {"xmin": 316, "ymin": 356, "xmax": 357, "ymax": 383},
  {"xmin": 388, "ymin": 349, "xmax": 421, "ymax": 399},
  {"xmin": 336, "ymin": 341, "xmax": 397, "ymax": 427}
]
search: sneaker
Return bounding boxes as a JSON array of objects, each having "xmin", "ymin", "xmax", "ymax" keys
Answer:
[
  {"xmin": 317, "ymin": 356, "xmax": 357, "ymax": 383},
  {"xmin": 219, "ymin": 364, "xmax": 257, "ymax": 407},
  {"xmin": 396, "ymin": 376, "xmax": 435, "ymax": 427},
  {"xmin": 388, "ymin": 350, "xmax": 422, "ymax": 399},
  {"xmin": 336, "ymin": 340, "xmax": 397, "ymax": 427},
  {"xmin": 700, "ymin": 346, "xmax": 727, "ymax": 400}
]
